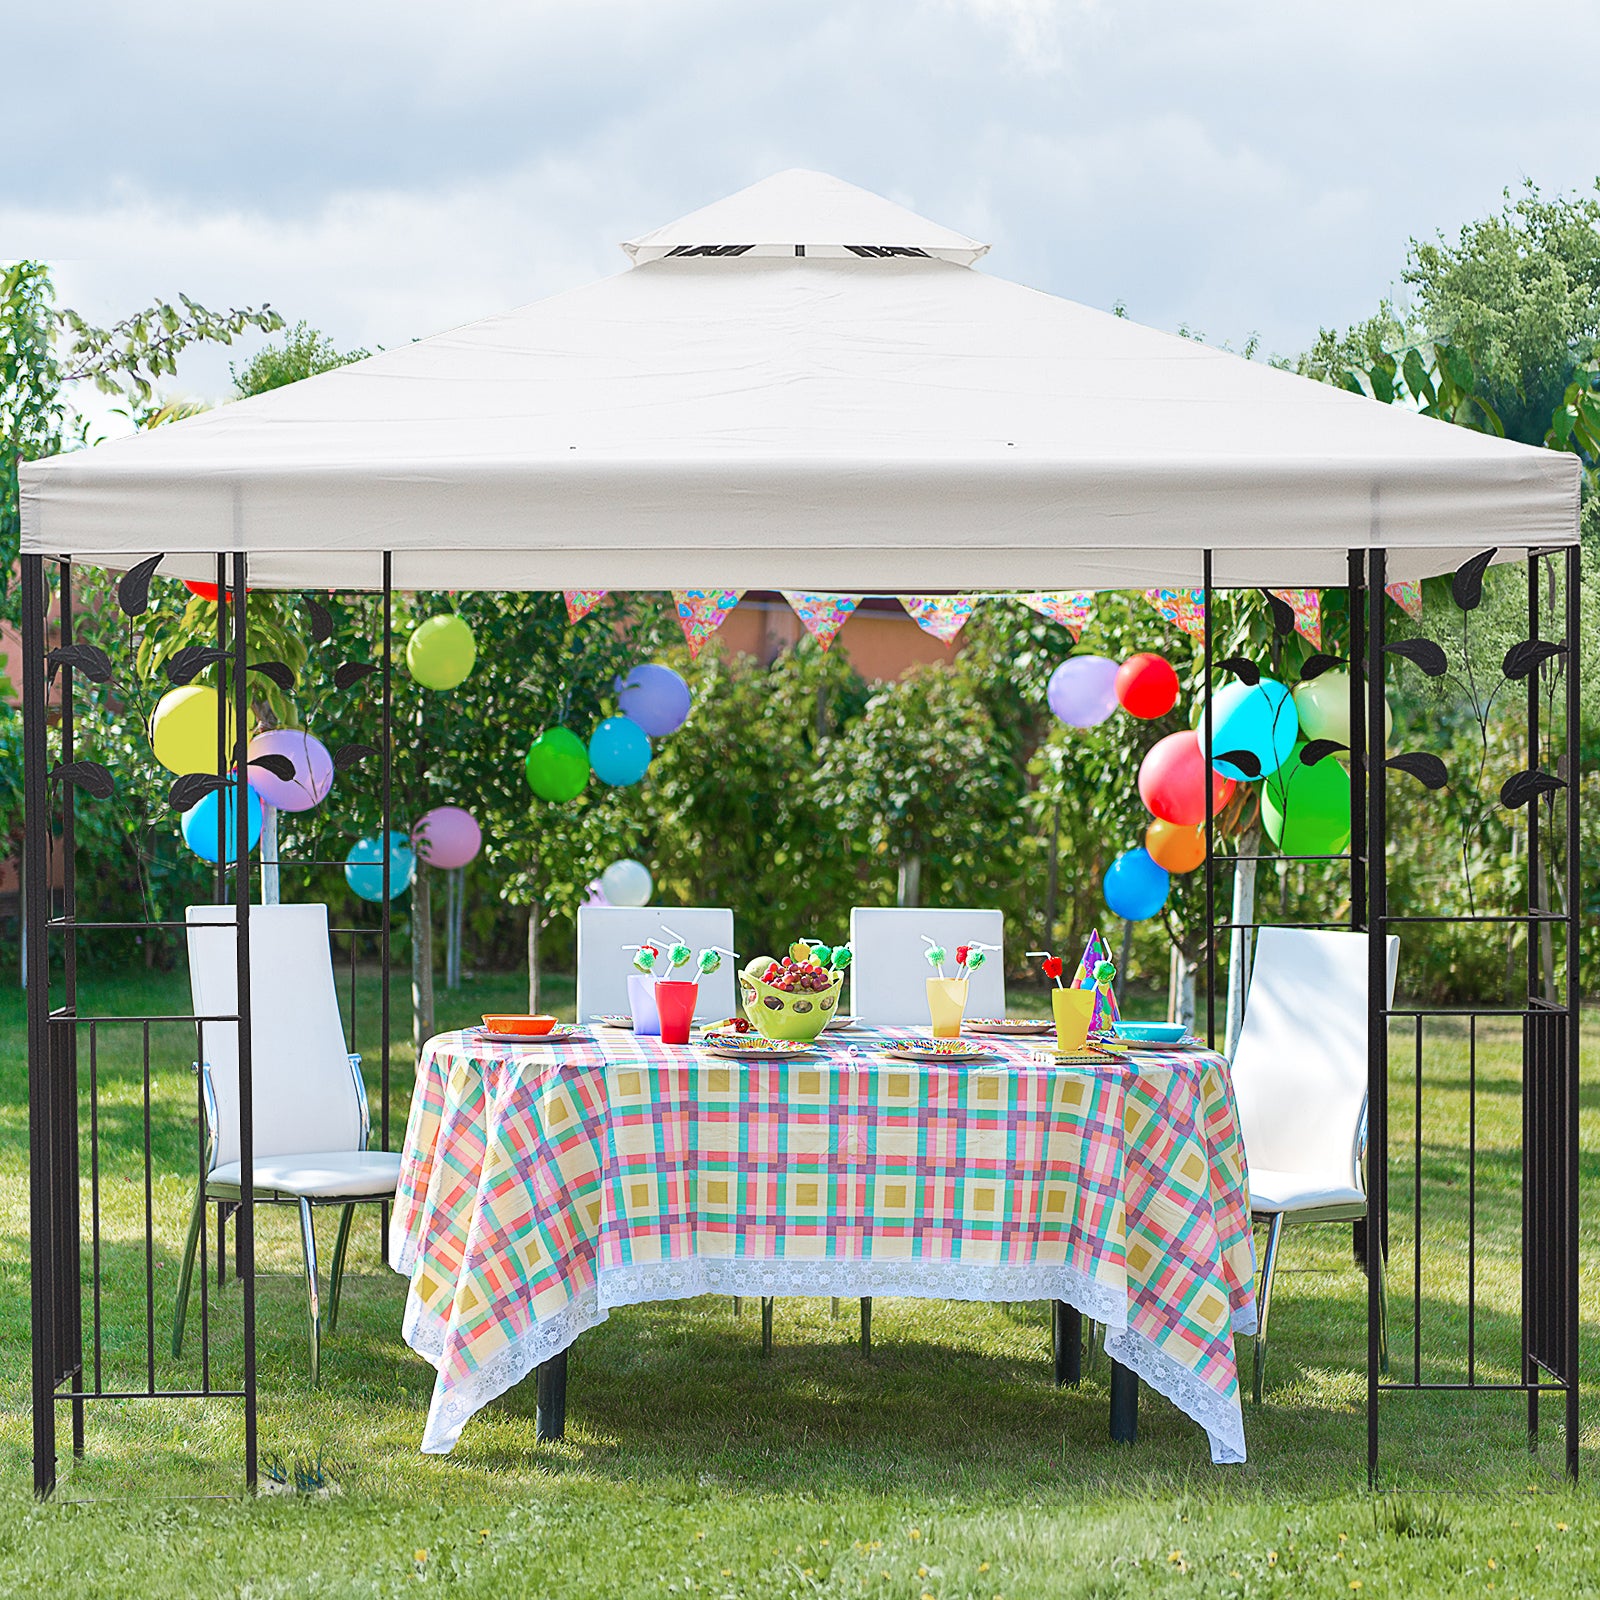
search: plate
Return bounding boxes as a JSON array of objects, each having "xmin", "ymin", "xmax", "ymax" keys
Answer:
[
  {"xmin": 1110, "ymin": 1021, "xmax": 1188, "ymax": 1044},
  {"xmin": 702, "ymin": 1037, "xmax": 819, "ymax": 1060},
  {"xmin": 1095, "ymin": 1033, "xmax": 1204, "ymax": 1054},
  {"xmin": 965, "ymin": 1018, "xmax": 1054, "ymax": 1036},
  {"xmin": 878, "ymin": 1039, "xmax": 1000, "ymax": 1063},
  {"xmin": 475, "ymin": 1025, "xmax": 589, "ymax": 1045},
  {"xmin": 592, "ymin": 1015, "xmax": 635, "ymax": 1030},
  {"xmin": 823, "ymin": 1014, "xmax": 862, "ymax": 1031}
]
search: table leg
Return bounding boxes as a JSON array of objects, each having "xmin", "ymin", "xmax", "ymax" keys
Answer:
[
  {"xmin": 859, "ymin": 1296, "xmax": 872, "ymax": 1358},
  {"xmin": 536, "ymin": 1348, "xmax": 568, "ymax": 1442},
  {"xmin": 1109, "ymin": 1359, "xmax": 1138, "ymax": 1444},
  {"xmin": 1052, "ymin": 1301, "xmax": 1082, "ymax": 1387},
  {"xmin": 760, "ymin": 1296, "xmax": 774, "ymax": 1356}
]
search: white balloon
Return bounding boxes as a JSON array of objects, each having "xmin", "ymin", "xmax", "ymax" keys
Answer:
[
  {"xmin": 1292, "ymin": 670, "xmax": 1393, "ymax": 750},
  {"xmin": 600, "ymin": 858, "xmax": 653, "ymax": 907}
]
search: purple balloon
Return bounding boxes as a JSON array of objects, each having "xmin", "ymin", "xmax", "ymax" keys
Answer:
[
  {"xmin": 246, "ymin": 729, "xmax": 334, "ymax": 812},
  {"xmin": 412, "ymin": 805, "xmax": 482, "ymax": 870},
  {"xmin": 617, "ymin": 663, "xmax": 691, "ymax": 737},
  {"xmin": 1047, "ymin": 655, "xmax": 1120, "ymax": 728}
]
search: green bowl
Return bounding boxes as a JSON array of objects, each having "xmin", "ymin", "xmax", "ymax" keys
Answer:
[{"xmin": 739, "ymin": 969, "xmax": 844, "ymax": 1042}]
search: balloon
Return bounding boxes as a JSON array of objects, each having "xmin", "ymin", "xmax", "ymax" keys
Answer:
[
  {"xmin": 1292, "ymin": 670, "xmax": 1392, "ymax": 751},
  {"xmin": 525, "ymin": 728, "xmax": 590, "ymax": 802},
  {"xmin": 406, "ymin": 614, "xmax": 477, "ymax": 691},
  {"xmin": 245, "ymin": 729, "xmax": 333, "ymax": 813},
  {"xmin": 181, "ymin": 782, "xmax": 263, "ymax": 865},
  {"xmin": 589, "ymin": 716, "xmax": 652, "ymax": 787},
  {"xmin": 412, "ymin": 805, "xmax": 481, "ymax": 870},
  {"xmin": 345, "ymin": 832, "xmax": 415, "ymax": 902},
  {"xmin": 1047, "ymin": 655, "xmax": 1120, "ymax": 728},
  {"xmin": 183, "ymin": 580, "xmax": 249, "ymax": 601},
  {"xmin": 1103, "ymin": 847, "xmax": 1170, "ymax": 921},
  {"xmin": 1262, "ymin": 744, "xmax": 1353, "ymax": 856},
  {"xmin": 1138, "ymin": 731, "xmax": 1237, "ymax": 826},
  {"xmin": 617, "ymin": 664, "xmax": 692, "ymax": 737},
  {"xmin": 599, "ymin": 858, "xmax": 653, "ymax": 907},
  {"xmin": 1115, "ymin": 653, "xmax": 1180, "ymax": 719},
  {"xmin": 150, "ymin": 686, "xmax": 241, "ymax": 776},
  {"xmin": 1199, "ymin": 677, "xmax": 1298, "ymax": 781},
  {"xmin": 1145, "ymin": 818, "xmax": 1206, "ymax": 874}
]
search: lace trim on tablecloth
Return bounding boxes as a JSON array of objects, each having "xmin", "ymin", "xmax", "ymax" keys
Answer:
[
  {"xmin": 1102, "ymin": 1325, "xmax": 1246, "ymax": 1465},
  {"xmin": 413, "ymin": 1262, "xmax": 1129, "ymax": 1456}
]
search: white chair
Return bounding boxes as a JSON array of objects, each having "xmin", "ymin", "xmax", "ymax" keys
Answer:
[
  {"xmin": 848, "ymin": 907, "xmax": 1006, "ymax": 1024},
  {"xmin": 173, "ymin": 903, "xmax": 400, "ymax": 1384},
  {"xmin": 1231, "ymin": 926, "xmax": 1399, "ymax": 1401},
  {"xmin": 575, "ymin": 905, "xmax": 736, "ymax": 1022}
]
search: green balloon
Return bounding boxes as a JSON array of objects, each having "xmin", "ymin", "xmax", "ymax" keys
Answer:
[
  {"xmin": 406, "ymin": 613, "xmax": 477, "ymax": 690},
  {"xmin": 1262, "ymin": 743, "xmax": 1352, "ymax": 856},
  {"xmin": 524, "ymin": 727, "xmax": 590, "ymax": 803}
]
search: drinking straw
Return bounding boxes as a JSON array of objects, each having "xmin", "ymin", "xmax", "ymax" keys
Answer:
[{"xmin": 1026, "ymin": 950, "xmax": 1065, "ymax": 987}]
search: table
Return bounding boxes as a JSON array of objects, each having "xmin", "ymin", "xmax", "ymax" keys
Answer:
[{"xmin": 390, "ymin": 1026, "xmax": 1257, "ymax": 1463}]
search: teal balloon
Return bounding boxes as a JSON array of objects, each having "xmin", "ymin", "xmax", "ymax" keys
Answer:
[
  {"xmin": 182, "ymin": 782, "xmax": 262, "ymax": 865},
  {"xmin": 345, "ymin": 831, "xmax": 415, "ymax": 902},
  {"xmin": 1201, "ymin": 677, "xmax": 1298, "ymax": 781},
  {"xmin": 1262, "ymin": 744, "xmax": 1353, "ymax": 856},
  {"xmin": 589, "ymin": 715, "xmax": 652, "ymax": 787},
  {"xmin": 1103, "ymin": 847, "xmax": 1170, "ymax": 921}
]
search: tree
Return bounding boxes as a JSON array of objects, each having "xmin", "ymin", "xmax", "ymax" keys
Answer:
[{"xmin": 231, "ymin": 321, "xmax": 370, "ymax": 397}]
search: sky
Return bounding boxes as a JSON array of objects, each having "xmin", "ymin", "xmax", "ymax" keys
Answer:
[{"xmin": 9, "ymin": 0, "xmax": 1600, "ymax": 422}]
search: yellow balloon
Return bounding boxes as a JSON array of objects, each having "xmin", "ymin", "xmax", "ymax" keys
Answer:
[
  {"xmin": 406, "ymin": 614, "xmax": 477, "ymax": 691},
  {"xmin": 150, "ymin": 685, "xmax": 241, "ymax": 775}
]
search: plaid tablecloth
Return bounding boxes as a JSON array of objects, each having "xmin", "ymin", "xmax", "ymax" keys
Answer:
[{"xmin": 391, "ymin": 1027, "xmax": 1256, "ymax": 1462}]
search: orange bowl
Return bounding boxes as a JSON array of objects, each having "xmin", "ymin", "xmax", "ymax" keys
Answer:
[{"xmin": 482, "ymin": 1013, "xmax": 557, "ymax": 1036}]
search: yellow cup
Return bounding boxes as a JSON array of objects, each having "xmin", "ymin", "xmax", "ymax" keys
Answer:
[
  {"xmin": 926, "ymin": 977, "xmax": 969, "ymax": 1038},
  {"xmin": 1051, "ymin": 987, "xmax": 1096, "ymax": 1054}
]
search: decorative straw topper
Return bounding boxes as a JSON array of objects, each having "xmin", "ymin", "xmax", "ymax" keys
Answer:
[
  {"xmin": 696, "ymin": 945, "xmax": 738, "ymax": 976},
  {"xmin": 921, "ymin": 936, "xmax": 948, "ymax": 977},
  {"xmin": 1026, "ymin": 950, "xmax": 1066, "ymax": 987},
  {"xmin": 957, "ymin": 941, "xmax": 997, "ymax": 977},
  {"xmin": 627, "ymin": 941, "xmax": 660, "ymax": 974}
]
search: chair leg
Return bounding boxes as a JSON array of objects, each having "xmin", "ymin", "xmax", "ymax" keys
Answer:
[
  {"xmin": 327, "ymin": 1204, "xmax": 356, "ymax": 1334},
  {"xmin": 1252, "ymin": 1212, "xmax": 1285, "ymax": 1404},
  {"xmin": 171, "ymin": 1186, "xmax": 207, "ymax": 1359},
  {"xmin": 216, "ymin": 1200, "xmax": 228, "ymax": 1288},
  {"xmin": 297, "ymin": 1197, "xmax": 322, "ymax": 1387}
]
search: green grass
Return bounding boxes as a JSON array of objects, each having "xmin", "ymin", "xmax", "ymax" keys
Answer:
[{"xmin": 0, "ymin": 966, "xmax": 1595, "ymax": 1597}]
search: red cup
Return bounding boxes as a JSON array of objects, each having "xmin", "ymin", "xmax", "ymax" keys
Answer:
[{"xmin": 654, "ymin": 979, "xmax": 699, "ymax": 1045}]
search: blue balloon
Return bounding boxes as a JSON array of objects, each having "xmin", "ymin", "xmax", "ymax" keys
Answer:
[
  {"xmin": 182, "ymin": 782, "xmax": 263, "ymax": 865},
  {"xmin": 617, "ymin": 664, "xmax": 692, "ymax": 737},
  {"xmin": 345, "ymin": 831, "xmax": 415, "ymax": 902},
  {"xmin": 589, "ymin": 715, "xmax": 652, "ymax": 787},
  {"xmin": 1104, "ymin": 847, "xmax": 1170, "ymax": 922},
  {"xmin": 1200, "ymin": 677, "xmax": 1299, "ymax": 782}
]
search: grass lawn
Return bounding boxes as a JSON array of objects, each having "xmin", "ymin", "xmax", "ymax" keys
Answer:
[{"xmin": 0, "ymin": 964, "xmax": 1594, "ymax": 1597}]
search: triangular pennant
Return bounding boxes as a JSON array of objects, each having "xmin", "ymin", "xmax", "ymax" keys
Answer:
[
  {"xmin": 1385, "ymin": 580, "xmax": 1423, "ymax": 619},
  {"xmin": 1143, "ymin": 587, "xmax": 1207, "ymax": 641},
  {"xmin": 563, "ymin": 589, "xmax": 608, "ymax": 624},
  {"xmin": 672, "ymin": 589, "xmax": 744, "ymax": 659},
  {"xmin": 1071, "ymin": 927, "xmax": 1121, "ymax": 1032},
  {"xmin": 900, "ymin": 594, "xmax": 975, "ymax": 643},
  {"xmin": 782, "ymin": 592, "xmax": 859, "ymax": 651},
  {"xmin": 1018, "ymin": 591, "xmax": 1095, "ymax": 639},
  {"xmin": 1268, "ymin": 588, "xmax": 1321, "ymax": 648}
]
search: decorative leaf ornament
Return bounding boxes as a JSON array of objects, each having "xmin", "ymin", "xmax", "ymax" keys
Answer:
[
  {"xmin": 248, "ymin": 753, "xmax": 297, "ymax": 782},
  {"xmin": 47, "ymin": 644, "xmax": 114, "ymax": 685},
  {"xmin": 165, "ymin": 645, "xmax": 229, "ymax": 686},
  {"xmin": 117, "ymin": 554, "xmax": 165, "ymax": 618},
  {"xmin": 333, "ymin": 743, "xmax": 377, "ymax": 771},
  {"xmin": 248, "ymin": 661, "xmax": 297, "ymax": 693},
  {"xmin": 1499, "ymin": 769, "xmax": 1566, "ymax": 810},
  {"xmin": 334, "ymin": 661, "xmax": 376, "ymax": 691},
  {"xmin": 1261, "ymin": 590, "xmax": 1296, "ymax": 637},
  {"xmin": 49, "ymin": 760, "xmax": 114, "ymax": 799},
  {"xmin": 1384, "ymin": 638, "xmax": 1448, "ymax": 677},
  {"xmin": 1299, "ymin": 653, "xmax": 1344, "ymax": 682},
  {"xmin": 168, "ymin": 772, "xmax": 227, "ymax": 813},
  {"xmin": 1385, "ymin": 752, "xmax": 1448, "ymax": 790},
  {"xmin": 1216, "ymin": 657, "xmax": 1261, "ymax": 686},
  {"xmin": 1451, "ymin": 548, "xmax": 1497, "ymax": 611},
  {"xmin": 304, "ymin": 596, "xmax": 334, "ymax": 644},
  {"xmin": 1502, "ymin": 639, "xmax": 1566, "ymax": 681},
  {"xmin": 1299, "ymin": 739, "xmax": 1348, "ymax": 767},
  {"xmin": 1215, "ymin": 749, "xmax": 1263, "ymax": 780}
]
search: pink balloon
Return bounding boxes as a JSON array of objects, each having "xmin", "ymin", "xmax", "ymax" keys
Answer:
[
  {"xmin": 412, "ymin": 805, "xmax": 481, "ymax": 870},
  {"xmin": 246, "ymin": 729, "xmax": 334, "ymax": 813}
]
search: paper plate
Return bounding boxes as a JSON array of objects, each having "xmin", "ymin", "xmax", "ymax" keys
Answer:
[
  {"xmin": 878, "ymin": 1039, "xmax": 1000, "ymax": 1063},
  {"xmin": 592, "ymin": 1015, "xmax": 635, "ymax": 1030},
  {"xmin": 475, "ymin": 1025, "xmax": 588, "ymax": 1045},
  {"xmin": 702, "ymin": 1038, "xmax": 819, "ymax": 1061},
  {"xmin": 965, "ymin": 1018, "xmax": 1054, "ymax": 1036}
]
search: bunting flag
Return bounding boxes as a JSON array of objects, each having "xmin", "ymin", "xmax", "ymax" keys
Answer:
[
  {"xmin": 562, "ymin": 589, "xmax": 608, "ymax": 624},
  {"xmin": 900, "ymin": 594, "xmax": 976, "ymax": 644},
  {"xmin": 1017, "ymin": 591, "xmax": 1095, "ymax": 639},
  {"xmin": 782, "ymin": 592, "xmax": 859, "ymax": 651},
  {"xmin": 1385, "ymin": 580, "xmax": 1424, "ymax": 618},
  {"xmin": 1143, "ymin": 587, "xmax": 1207, "ymax": 641},
  {"xmin": 672, "ymin": 589, "xmax": 744, "ymax": 659},
  {"xmin": 1268, "ymin": 588, "xmax": 1321, "ymax": 648}
]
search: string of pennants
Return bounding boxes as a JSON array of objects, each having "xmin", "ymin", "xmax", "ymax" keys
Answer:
[{"xmin": 563, "ymin": 582, "xmax": 1428, "ymax": 659}]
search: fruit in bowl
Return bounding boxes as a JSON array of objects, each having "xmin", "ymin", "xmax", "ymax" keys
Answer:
[
  {"xmin": 482, "ymin": 1013, "xmax": 557, "ymax": 1036},
  {"xmin": 739, "ymin": 955, "xmax": 844, "ymax": 1042}
]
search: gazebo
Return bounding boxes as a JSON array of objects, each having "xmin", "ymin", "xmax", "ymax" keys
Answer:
[{"xmin": 18, "ymin": 170, "xmax": 1582, "ymax": 1494}]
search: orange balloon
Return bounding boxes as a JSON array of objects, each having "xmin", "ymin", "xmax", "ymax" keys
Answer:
[{"xmin": 1145, "ymin": 818, "xmax": 1206, "ymax": 874}]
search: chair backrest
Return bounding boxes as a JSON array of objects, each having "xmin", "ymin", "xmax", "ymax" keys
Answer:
[
  {"xmin": 848, "ymin": 907, "xmax": 1007, "ymax": 1025},
  {"xmin": 1230, "ymin": 927, "xmax": 1400, "ymax": 1192},
  {"xmin": 575, "ymin": 905, "xmax": 737, "ymax": 1022},
  {"xmin": 186, "ymin": 903, "xmax": 364, "ymax": 1172}
]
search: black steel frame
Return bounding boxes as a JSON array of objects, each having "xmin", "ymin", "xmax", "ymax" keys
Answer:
[{"xmin": 23, "ymin": 542, "xmax": 1581, "ymax": 1495}]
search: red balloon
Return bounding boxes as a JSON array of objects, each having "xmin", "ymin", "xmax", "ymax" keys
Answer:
[
  {"xmin": 1138, "ymin": 731, "xmax": 1236, "ymax": 826},
  {"xmin": 1115, "ymin": 652, "xmax": 1180, "ymax": 719},
  {"xmin": 184, "ymin": 580, "xmax": 250, "ymax": 601}
]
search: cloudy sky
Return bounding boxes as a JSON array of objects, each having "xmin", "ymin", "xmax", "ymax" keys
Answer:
[{"xmin": 11, "ymin": 0, "xmax": 1600, "ymax": 417}]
